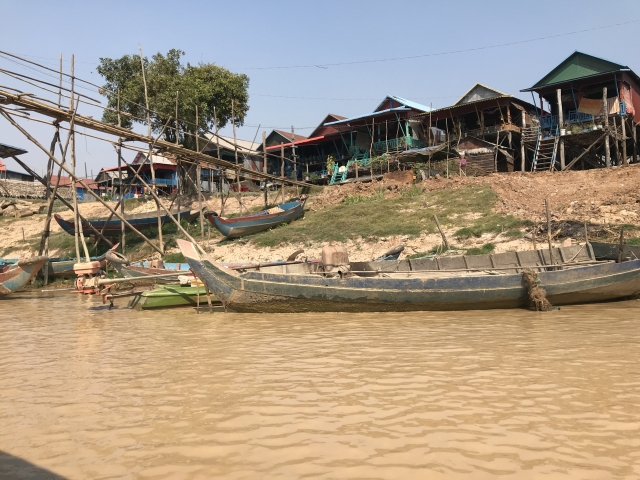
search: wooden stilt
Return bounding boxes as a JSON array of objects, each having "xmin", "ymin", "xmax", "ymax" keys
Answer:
[
  {"xmin": 262, "ymin": 131, "xmax": 268, "ymax": 208},
  {"xmin": 603, "ymin": 87, "xmax": 611, "ymax": 168},
  {"xmin": 621, "ymin": 114, "xmax": 628, "ymax": 165},
  {"xmin": 521, "ymin": 111, "xmax": 526, "ymax": 172},
  {"xmin": 633, "ymin": 119, "xmax": 638, "ymax": 164}
]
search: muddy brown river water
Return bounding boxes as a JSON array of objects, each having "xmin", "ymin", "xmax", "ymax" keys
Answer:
[{"xmin": 1, "ymin": 293, "xmax": 639, "ymax": 479}]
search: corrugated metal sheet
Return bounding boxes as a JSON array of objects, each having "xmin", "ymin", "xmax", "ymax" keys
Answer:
[{"xmin": 0, "ymin": 142, "xmax": 27, "ymax": 159}]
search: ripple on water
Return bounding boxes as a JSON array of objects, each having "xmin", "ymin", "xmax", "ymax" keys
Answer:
[{"xmin": 1, "ymin": 293, "xmax": 640, "ymax": 479}]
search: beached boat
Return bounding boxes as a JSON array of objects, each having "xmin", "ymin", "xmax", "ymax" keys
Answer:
[
  {"xmin": 128, "ymin": 284, "xmax": 219, "ymax": 310},
  {"xmin": 177, "ymin": 239, "xmax": 640, "ymax": 313},
  {"xmin": 54, "ymin": 208, "xmax": 196, "ymax": 236},
  {"xmin": 0, "ymin": 256, "xmax": 49, "ymax": 296},
  {"xmin": 207, "ymin": 195, "xmax": 307, "ymax": 239}
]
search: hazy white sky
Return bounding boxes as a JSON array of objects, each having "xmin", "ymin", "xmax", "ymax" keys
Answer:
[{"xmin": 1, "ymin": 0, "xmax": 639, "ymax": 175}]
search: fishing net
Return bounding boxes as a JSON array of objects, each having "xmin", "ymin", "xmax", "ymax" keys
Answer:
[{"xmin": 522, "ymin": 269, "xmax": 553, "ymax": 311}]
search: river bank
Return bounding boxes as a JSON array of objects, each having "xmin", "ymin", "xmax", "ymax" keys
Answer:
[{"xmin": 2, "ymin": 165, "xmax": 639, "ymax": 264}]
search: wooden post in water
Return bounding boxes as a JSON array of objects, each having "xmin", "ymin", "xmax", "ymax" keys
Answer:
[{"xmin": 603, "ymin": 87, "xmax": 611, "ymax": 168}]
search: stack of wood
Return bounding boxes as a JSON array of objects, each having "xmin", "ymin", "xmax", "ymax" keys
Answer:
[
  {"xmin": 0, "ymin": 179, "xmax": 73, "ymax": 199},
  {"xmin": 0, "ymin": 199, "xmax": 43, "ymax": 218}
]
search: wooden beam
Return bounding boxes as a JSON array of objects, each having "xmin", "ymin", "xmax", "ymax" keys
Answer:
[
  {"xmin": 563, "ymin": 133, "xmax": 607, "ymax": 171},
  {"xmin": 0, "ymin": 88, "xmax": 310, "ymax": 187}
]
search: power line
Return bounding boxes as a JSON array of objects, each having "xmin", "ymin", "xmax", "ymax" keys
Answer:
[{"xmin": 238, "ymin": 19, "xmax": 640, "ymax": 70}]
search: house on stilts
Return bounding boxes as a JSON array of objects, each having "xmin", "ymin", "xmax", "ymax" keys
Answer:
[
  {"xmin": 409, "ymin": 83, "xmax": 539, "ymax": 176},
  {"xmin": 521, "ymin": 51, "xmax": 640, "ymax": 171}
]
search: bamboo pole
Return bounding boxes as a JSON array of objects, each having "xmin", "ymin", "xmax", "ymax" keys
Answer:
[
  {"xmin": 69, "ymin": 55, "xmax": 90, "ymax": 262},
  {"xmin": 38, "ymin": 96, "xmax": 78, "ymax": 256},
  {"xmin": 0, "ymin": 110, "xmax": 164, "ymax": 254},
  {"xmin": 281, "ymin": 142, "xmax": 285, "ymax": 203},
  {"xmin": 231, "ymin": 99, "xmax": 243, "ymax": 213},
  {"xmin": 138, "ymin": 44, "xmax": 163, "ymax": 254},
  {"xmin": 0, "ymin": 87, "xmax": 309, "ymax": 187},
  {"xmin": 196, "ymin": 105, "xmax": 204, "ymax": 239},
  {"xmin": 175, "ymin": 91, "xmax": 181, "ymax": 225},
  {"xmin": 11, "ymin": 155, "xmax": 114, "ymax": 247},
  {"xmin": 617, "ymin": 227, "xmax": 625, "ymax": 263},
  {"xmin": 117, "ymin": 89, "xmax": 125, "ymax": 253}
]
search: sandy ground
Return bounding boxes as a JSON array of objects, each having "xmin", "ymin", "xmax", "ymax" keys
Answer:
[{"xmin": 3, "ymin": 164, "xmax": 639, "ymax": 262}]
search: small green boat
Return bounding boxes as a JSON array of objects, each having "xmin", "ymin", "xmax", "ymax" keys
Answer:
[{"xmin": 129, "ymin": 284, "xmax": 219, "ymax": 310}]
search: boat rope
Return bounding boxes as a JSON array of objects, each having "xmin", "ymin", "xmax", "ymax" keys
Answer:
[{"xmin": 521, "ymin": 268, "xmax": 552, "ymax": 311}]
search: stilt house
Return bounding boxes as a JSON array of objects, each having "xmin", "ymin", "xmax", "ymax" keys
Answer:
[{"xmin": 521, "ymin": 51, "xmax": 640, "ymax": 171}]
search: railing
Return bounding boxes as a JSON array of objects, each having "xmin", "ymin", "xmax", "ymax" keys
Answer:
[{"xmin": 372, "ymin": 135, "xmax": 426, "ymax": 153}]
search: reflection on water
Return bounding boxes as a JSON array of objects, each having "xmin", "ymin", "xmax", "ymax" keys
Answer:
[{"xmin": 1, "ymin": 293, "xmax": 639, "ymax": 479}]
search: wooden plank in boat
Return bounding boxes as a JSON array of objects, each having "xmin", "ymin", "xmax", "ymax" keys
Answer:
[
  {"xmin": 464, "ymin": 254, "xmax": 493, "ymax": 270},
  {"xmin": 407, "ymin": 257, "xmax": 438, "ymax": 271},
  {"xmin": 438, "ymin": 256, "xmax": 467, "ymax": 271}
]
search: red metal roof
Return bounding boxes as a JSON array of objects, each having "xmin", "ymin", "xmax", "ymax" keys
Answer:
[
  {"xmin": 51, "ymin": 175, "xmax": 99, "ymax": 189},
  {"xmin": 0, "ymin": 159, "xmax": 5, "ymax": 171},
  {"xmin": 265, "ymin": 135, "xmax": 326, "ymax": 151}
]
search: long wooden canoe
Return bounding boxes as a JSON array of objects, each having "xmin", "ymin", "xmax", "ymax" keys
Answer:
[
  {"xmin": 177, "ymin": 239, "xmax": 640, "ymax": 313},
  {"xmin": 207, "ymin": 195, "xmax": 307, "ymax": 239},
  {"xmin": 129, "ymin": 284, "xmax": 219, "ymax": 310},
  {"xmin": 0, "ymin": 256, "xmax": 49, "ymax": 296},
  {"xmin": 54, "ymin": 208, "xmax": 195, "ymax": 236}
]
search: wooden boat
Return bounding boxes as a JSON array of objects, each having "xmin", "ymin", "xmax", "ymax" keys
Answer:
[
  {"xmin": 207, "ymin": 195, "xmax": 307, "ymax": 239},
  {"xmin": 177, "ymin": 239, "xmax": 640, "ymax": 313},
  {"xmin": 128, "ymin": 284, "xmax": 219, "ymax": 310},
  {"xmin": 54, "ymin": 208, "xmax": 196, "ymax": 236},
  {"xmin": 0, "ymin": 256, "xmax": 49, "ymax": 296}
]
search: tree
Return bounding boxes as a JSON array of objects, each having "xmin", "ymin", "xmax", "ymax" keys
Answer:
[{"xmin": 97, "ymin": 49, "xmax": 250, "ymax": 193}]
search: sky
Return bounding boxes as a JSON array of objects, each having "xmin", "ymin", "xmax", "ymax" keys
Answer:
[{"xmin": 1, "ymin": 0, "xmax": 640, "ymax": 176}]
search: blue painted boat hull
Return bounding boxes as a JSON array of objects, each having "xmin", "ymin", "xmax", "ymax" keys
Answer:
[
  {"xmin": 54, "ymin": 208, "xmax": 193, "ymax": 236},
  {"xmin": 0, "ymin": 256, "xmax": 49, "ymax": 296},
  {"xmin": 208, "ymin": 196, "xmax": 307, "ymax": 239}
]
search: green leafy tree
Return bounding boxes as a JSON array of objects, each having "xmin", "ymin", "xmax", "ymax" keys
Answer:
[
  {"xmin": 97, "ymin": 49, "xmax": 249, "ymax": 143},
  {"xmin": 97, "ymin": 50, "xmax": 249, "ymax": 194}
]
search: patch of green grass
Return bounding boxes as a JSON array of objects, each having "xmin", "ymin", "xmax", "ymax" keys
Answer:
[
  {"xmin": 401, "ymin": 184, "xmax": 423, "ymax": 197},
  {"xmin": 455, "ymin": 215, "xmax": 533, "ymax": 240},
  {"xmin": 163, "ymin": 252, "xmax": 185, "ymax": 263},
  {"xmin": 628, "ymin": 237, "xmax": 640, "ymax": 246},
  {"xmin": 465, "ymin": 243, "xmax": 496, "ymax": 256},
  {"xmin": 504, "ymin": 228, "xmax": 524, "ymax": 238},
  {"xmin": 250, "ymin": 184, "xmax": 504, "ymax": 248}
]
